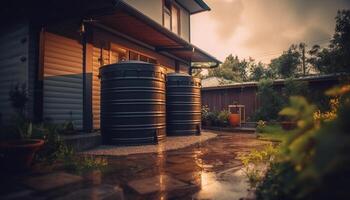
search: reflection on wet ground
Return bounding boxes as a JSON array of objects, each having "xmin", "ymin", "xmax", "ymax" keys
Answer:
[{"xmin": 0, "ymin": 131, "xmax": 270, "ymax": 200}]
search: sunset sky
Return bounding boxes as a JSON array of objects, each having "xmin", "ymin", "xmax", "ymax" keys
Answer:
[{"xmin": 191, "ymin": 0, "xmax": 350, "ymax": 64}]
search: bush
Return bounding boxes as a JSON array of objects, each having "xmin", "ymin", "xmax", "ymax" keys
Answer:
[
  {"xmin": 217, "ymin": 110, "xmax": 230, "ymax": 126},
  {"xmin": 255, "ymin": 84, "xmax": 350, "ymax": 200},
  {"xmin": 254, "ymin": 79, "xmax": 283, "ymax": 121},
  {"xmin": 256, "ymin": 120, "xmax": 266, "ymax": 133}
]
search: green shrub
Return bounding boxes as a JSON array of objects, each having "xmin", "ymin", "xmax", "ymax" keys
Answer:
[
  {"xmin": 283, "ymin": 78, "xmax": 309, "ymax": 101},
  {"xmin": 254, "ymin": 79, "xmax": 283, "ymax": 121},
  {"xmin": 256, "ymin": 120, "xmax": 266, "ymax": 133},
  {"xmin": 239, "ymin": 144, "xmax": 280, "ymax": 188},
  {"xmin": 255, "ymin": 84, "xmax": 350, "ymax": 200},
  {"xmin": 217, "ymin": 110, "xmax": 230, "ymax": 126}
]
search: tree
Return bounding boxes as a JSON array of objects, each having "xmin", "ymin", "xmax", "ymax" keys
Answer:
[
  {"xmin": 254, "ymin": 79, "xmax": 283, "ymax": 121},
  {"xmin": 207, "ymin": 54, "xmax": 251, "ymax": 82},
  {"xmin": 269, "ymin": 44, "xmax": 301, "ymax": 78},
  {"xmin": 308, "ymin": 10, "xmax": 350, "ymax": 74},
  {"xmin": 249, "ymin": 62, "xmax": 266, "ymax": 81}
]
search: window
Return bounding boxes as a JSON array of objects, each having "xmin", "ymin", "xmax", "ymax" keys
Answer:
[
  {"xmin": 171, "ymin": 6, "xmax": 180, "ymax": 34},
  {"xmin": 163, "ymin": 2, "xmax": 180, "ymax": 35},
  {"xmin": 129, "ymin": 50, "xmax": 157, "ymax": 64},
  {"xmin": 129, "ymin": 51, "xmax": 139, "ymax": 61},
  {"xmin": 163, "ymin": 7, "xmax": 171, "ymax": 30}
]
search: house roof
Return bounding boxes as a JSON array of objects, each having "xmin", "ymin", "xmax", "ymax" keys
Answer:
[
  {"xmin": 201, "ymin": 77, "xmax": 234, "ymax": 87},
  {"xmin": 175, "ymin": 0, "xmax": 211, "ymax": 14},
  {"xmin": 92, "ymin": 1, "xmax": 221, "ymax": 65},
  {"xmin": 1, "ymin": 0, "xmax": 219, "ymax": 65},
  {"xmin": 201, "ymin": 74, "xmax": 346, "ymax": 91}
]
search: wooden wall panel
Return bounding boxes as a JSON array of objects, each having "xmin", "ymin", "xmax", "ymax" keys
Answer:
[{"xmin": 43, "ymin": 32, "xmax": 83, "ymax": 129}]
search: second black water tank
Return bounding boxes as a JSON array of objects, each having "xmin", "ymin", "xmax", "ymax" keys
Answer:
[
  {"xmin": 166, "ymin": 73, "xmax": 201, "ymax": 136},
  {"xmin": 99, "ymin": 61, "xmax": 166, "ymax": 145}
]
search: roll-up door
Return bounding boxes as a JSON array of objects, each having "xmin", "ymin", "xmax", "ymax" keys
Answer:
[{"xmin": 43, "ymin": 32, "xmax": 83, "ymax": 129}]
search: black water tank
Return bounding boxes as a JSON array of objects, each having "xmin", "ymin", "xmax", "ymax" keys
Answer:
[
  {"xmin": 99, "ymin": 61, "xmax": 166, "ymax": 145},
  {"xmin": 166, "ymin": 73, "xmax": 201, "ymax": 136}
]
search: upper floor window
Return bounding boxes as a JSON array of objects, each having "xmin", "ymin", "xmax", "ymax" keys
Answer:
[
  {"xmin": 163, "ymin": 1, "xmax": 180, "ymax": 35},
  {"xmin": 171, "ymin": 6, "xmax": 180, "ymax": 34}
]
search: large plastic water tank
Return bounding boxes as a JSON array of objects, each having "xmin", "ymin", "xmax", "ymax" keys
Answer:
[
  {"xmin": 99, "ymin": 61, "xmax": 166, "ymax": 145},
  {"xmin": 166, "ymin": 73, "xmax": 201, "ymax": 136}
]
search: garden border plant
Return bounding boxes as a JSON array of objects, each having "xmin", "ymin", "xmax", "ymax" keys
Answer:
[{"xmin": 243, "ymin": 84, "xmax": 350, "ymax": 200}]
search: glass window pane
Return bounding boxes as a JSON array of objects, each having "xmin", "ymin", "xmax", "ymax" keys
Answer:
[
  {"xmin": 129, "ymin": 51, "xmax": 139, "ymax": 60},
  {"xmin": 140, "ymin": 55, "xmax": 148, "ymax": 62},
  {"xmin": 149, "ymin": 58, "xmax": 157, "ymax": 64},
  {"xmin": 164, "ymin": 10, "xmax": 171, "ymax": 30},
  {"xmin": 171, "ymin": 6, "xmax": 179, "ymax": 34}
]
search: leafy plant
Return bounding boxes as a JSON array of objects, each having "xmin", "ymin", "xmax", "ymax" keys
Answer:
[
  {"xmin": 283, "ymin": 78, "xmax": 309, "ymax": 103},
  {"xmin": 254, "ymin": 79, "xmax": 283, "ymax": 121},
  {"xmin": 201, "ymin": 105, "xmax": 210, "ymax": 123},
  {"xmin": 34, "ymin": 123, "xmax": 66, "ymax": 163},
  {"xmin": 217, "ymin": 109, "xmax": 230, "ymax": 126},
  {"xmin": 255, "ymin": 84, "xmax": 350, "ymax": 200},
  {"xmin": 62, "ymin": 153, "xmax": 108, "ymax": 175},
  {"xmin": 8, "ymin": 83, "xmax": 28, "ymax": 118},
  {"xmin": 256, "ymin": 120, "xmax": 266, "ymax": 133},
  {"xmin": 239, "ymin": 144, "xmax": 280, "ymax": 188}
]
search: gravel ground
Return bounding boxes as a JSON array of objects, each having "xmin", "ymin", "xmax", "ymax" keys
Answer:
[{"xmin": 83, "ymin": 131, "xmax": 217, "ymax": 156}]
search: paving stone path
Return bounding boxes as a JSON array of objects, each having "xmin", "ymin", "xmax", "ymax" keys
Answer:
[{"xmin": 0, "ymin": 131, "xmax": 270, "ymax": 200}]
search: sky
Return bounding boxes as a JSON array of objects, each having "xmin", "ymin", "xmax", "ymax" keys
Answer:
[{"xmin": 191, "ymin": 0, "xmax": 350, "ymax": 64}]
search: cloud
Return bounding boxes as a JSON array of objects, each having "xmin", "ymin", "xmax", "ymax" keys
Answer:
[
  {"xmin": 192, "ymin": 0, "xmax": 350, "ymax": 63},
  {"xmin": 205, "ymin": 0, "xmax": 244, "ymax": 39}
]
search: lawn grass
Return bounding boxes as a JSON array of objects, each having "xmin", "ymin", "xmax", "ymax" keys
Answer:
[{"xmin": 257, "ymin": 125, "xmax": 291, "ymax": 142}]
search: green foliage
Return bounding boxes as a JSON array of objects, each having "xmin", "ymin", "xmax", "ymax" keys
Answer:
[
  {"xmin": 269, "ymin": 44, "xmax": 301, "ymax": 78},
  {"xmin": 201, "ymin": 105, "xmax": 210, "ymax": 123},
  {"xmin": 62, "ymin": 153, "xmax": 108, "ymax": 175},
  {"xmin": 239, "ymin": 144, "xmax": 280, "ymax": 188},
  {"xmin": 35, "ymin": 123, "xmax": 67, "ymax": 163},
  {"xmin": 257, "ymin": 125, "xmax": 290, "ymax": 142},
  {"xmin": 208, "ymin": 54, "xmax": 241, "ymax": 81},
  {"xmin": 255, "ymin": 84, "xmax": 350, "ymax": 200},
  {"xmin": 217, "ymin": 110, "xmax": 230, "ymax": 126},
  {"xmin": 308, "ymin": 10, "xmax": 350, "ymax": 74},
  {"xmin": 8, "ymin": 83, "xmax": 29, "ymax": 117},
  {"xmin": 256, "ymin": 162, "xmax": 298, "ymax": 200},
  {"xmin": 254, "ymin": 79, "xmax": 283, "ymax": 121},
  {"xmin": 256, "ymin": 120, "xmax": 266, "ymax": 133},
  {"xmin": 283, "ymin": 78, "xmax": 309, "ymax": 99},
  {"xmin": 201, "ymin": 108, "xmax": 231, "ymax": 127},
  {"xmin": 249, "ymin": 62, "xmax": 269, "ymax": 81},
  {"xmin": 207, "ymin": 54, "xmax": 253, "ymax": 82}
]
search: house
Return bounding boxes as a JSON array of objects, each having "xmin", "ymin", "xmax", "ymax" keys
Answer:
[
  {"xmin": 201, "ymin": 77, "xmax": 234, "ymax": 87},
  {"xmin": 0, "ymin": 0, "xmax": 220, "ymax": 132}
]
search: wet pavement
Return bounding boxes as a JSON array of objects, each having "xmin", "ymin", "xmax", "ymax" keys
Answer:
[{"xmin": 0, "ymin": 131, "xmax": 270, "ymax": 200}]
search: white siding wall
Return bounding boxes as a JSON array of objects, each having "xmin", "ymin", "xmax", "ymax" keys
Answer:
[{"xmin": 0, "ymin": 23, "xmax": 29, "ymax": 125}]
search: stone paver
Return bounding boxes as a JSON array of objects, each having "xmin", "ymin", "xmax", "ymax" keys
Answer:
[
  {"xmin": 127, "ymin": 175, "xmax": 188, "ymax": 195},
  {"xmin": 22, "ymin": 172, "xmax": 83, "ymax": 191},
  {"xmin": 2, "ymin": 131, "xmax": 271, "ymax": 200},
  {"xmin": 55, "ymin": 185, "xmax": 124, "ymax": 200},
  {"xmin": 83, "ymin": 131, "xmax": 217, "ymax": 156}
]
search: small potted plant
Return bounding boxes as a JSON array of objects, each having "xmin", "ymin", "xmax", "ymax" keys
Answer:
[{"xmin": 0, "ymin": 84, "xmax": 44, "ymax": 171}]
